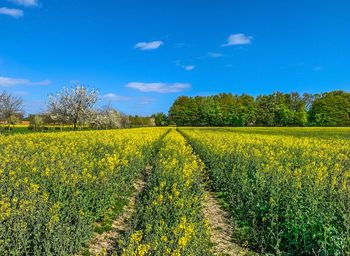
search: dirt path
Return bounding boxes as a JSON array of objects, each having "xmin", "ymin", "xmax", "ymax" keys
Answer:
[
  {"xmin": 203, "ymin": 191, "xmax": 251, "ymax": 256},
  {"xmin": 180, "ymin": 130, "xmax": 253, "ymax": 256},
  {"xmin": 87, "ymin": 177, "xmax": 146, "ymax": 255}
]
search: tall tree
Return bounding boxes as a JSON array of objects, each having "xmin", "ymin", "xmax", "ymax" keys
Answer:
[
  {"xmin": 255, "ymin": 94, "xmax": 276, "ymax": 126},
  {"xmin": 201, "ymin": 96, "xmax": 222, "ymax": 126},
  {"xmin": 168, "ymin": 96, "xmax": 194, "ymax": 126},
  {"xmin": 214, "ymin": 93, "xmax": 237, "ymax": 126},
  {"xmin": 255, "ymin": 92, "xmax": 307, "ymax": 126},
  {"xmin": 237, "ymin": 94, "xmax": 256, "ymax": 126},
  {"xmin": 309, "ymin": 91, "xmax": 350, "ymax": 126},
  {"xmin": 47, "ymin": 84, "xmax": 98, "ymax": 130},
  {"xmin": 0, "ymin": 91, "xmax": 24, "ymax": 128},
  {"xmin": 288, "ymin": 92, "xmax": 308, "ymax": 126}
]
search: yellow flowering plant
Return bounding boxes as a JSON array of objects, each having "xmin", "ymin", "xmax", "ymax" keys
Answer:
[
  {"xmin": 180, "ymin": 127, "xmax": 350, "ymax": 255},
  {"xmin": 0, "ymin": 128, "xmax": 167, "ymax": 255},
  {"xmin": 118, "ymin": 130, "xmax": 211, "ymax": 256}
]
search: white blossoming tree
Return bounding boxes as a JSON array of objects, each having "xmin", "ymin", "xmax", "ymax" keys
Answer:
[
  {"xmin": 89, "ymin": 105, "xmax": 122, "ymax": 129},
  {"xmin": 47, "ymin": 84, "xmax": 98, "ymax": 130}
]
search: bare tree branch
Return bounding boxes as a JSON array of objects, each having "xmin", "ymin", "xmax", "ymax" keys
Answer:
[{"xmin": 0, "ymin": 91, "xmax": 24, "ymax": 125}]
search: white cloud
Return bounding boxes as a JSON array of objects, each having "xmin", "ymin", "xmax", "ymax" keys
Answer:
[
  {"xmin": 134, "ymin": 41, "xmax": 164, "ymax": 50},
  {"xmin": 175, "ymin": 60, "xmax": 195, "ymax": 71},
  {"xmin": 0, "ymin": 7, "xmax": 23, "ymax": 18},
  {"xmin": 7, "ymin": 0, "xmax": 38, "ymax": 7},
  {"xmin": 102, "ymin": 93, "xmax": 130, "ymax": 102},
  {"xmin": 222, "ymin": 33, "xmax": 252, "ymax": 46},
  {"xmin": 208, "ymin": 52, "xmax": 223, "ymax": 58},
  {"xmin": 0, "ymin": 77, "xmax": 27, "ymax": 87},
  {"xmin": 0, "ymin": 76, "xmax": 51, "ymax": 87},
  {"xmin": 184, "ymin": 65, "xmax": 195, "ymax": 71},
  {"xmin": 126, "ymin": 82, "xmax": 191, "ymax": 93}
]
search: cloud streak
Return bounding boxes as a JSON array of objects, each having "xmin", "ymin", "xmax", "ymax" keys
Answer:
[
  {"xmin": 7, "ymin": 0, "xmax": 38, "ymax": 7},
  {"xmin": 184, "ymin": 65, "xmax": 195, "ymax": 71},
  {"xmin": 0, "ymin": 76, "xmax": 51, "ymax": 87},
  {"xmin": 222, "ymin": 33, "xmax": 252, "ymax": 46},
  {"xmin": 0, "ymin": 7, "xmax": 23, "ymax": 18},
  {"xmin": 175, "ymin": 60, "xmax": 195, "ymax": 71},
  {"xmin": 134, "ymin": 41, "xmax": 164, "ymax": 50},
  {"xmin": 101, "ymin": 93, "xmax": 130, "ymax": 102},
  {"xmin": 126, "ymin": 82, "xmax": 191, "ymax": 93}
]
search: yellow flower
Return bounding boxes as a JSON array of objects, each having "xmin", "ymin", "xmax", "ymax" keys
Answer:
[{"xmin": 130, "ymin": 230, "xmax": 143, "ymax": 244}]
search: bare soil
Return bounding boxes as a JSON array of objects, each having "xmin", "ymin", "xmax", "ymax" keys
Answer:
[
  {"xmin": 203, "ymin": 191, "xmax": 252, "ymax": 256},
  {"xmin": 87, "ymin": 178, "xmax": 146, "ymax": 255}
]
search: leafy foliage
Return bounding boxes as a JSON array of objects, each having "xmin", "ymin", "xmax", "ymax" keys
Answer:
[
  {"xmin": 309, "ymin": 91, "xmax": 350, "ymax": 126},
  {"xmin": 169, "ymin": 94, "xmax": 255, "ymax": 126},
  {"xmin": 169, "ymin": 91, "xmax": 349, "ymax": 127}
]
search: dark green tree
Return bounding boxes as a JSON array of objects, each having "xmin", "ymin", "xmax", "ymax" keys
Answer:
[
  {"xmin": 169, "ymin": 91, "xmax": 348, "ymax": 127},
  {"xmin": 237, "ymin": 94, "xmax": 256, "ymax": 126},
  {"xmin": 255, "ymin": 92, "xmax": 307, "ymax": 126},
  {"xmin": 168, "ymin": 96, "xmax": 197, "ymax": 126},
  {"xmin": 201, "ymin": 96, "xmax": 222, "ymax": 126},
  {"xmin": 255, "ymin": 94, "xmax": 276, "ymax": 126},
  {"xmin": 309, "ymin": 91, "xmax": 350, "ymax": 126}
]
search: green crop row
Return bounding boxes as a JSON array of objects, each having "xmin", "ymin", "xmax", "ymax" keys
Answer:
[
  {"xmin": 0, "ymin": 128, "xmax": 167, "ymax": 255},
  {"xmin": 118, "ymin": 129, "xmax": 211, "ymax": 256},
  {"xmin": 180, "ymin": 128, "xmax": 350, "ymax": 255}
]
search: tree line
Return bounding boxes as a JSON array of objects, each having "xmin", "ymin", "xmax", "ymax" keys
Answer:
[
  {"xmin": 168, "ymin": 91, "xmax": 350, "ymax": 126},
  {"xmin": 1, "ymin": 87, "xmax": 349, "ymax": 130},
  {"xmin": 0, "ymin": 84, "xmax": 156, "ymax": 132}
]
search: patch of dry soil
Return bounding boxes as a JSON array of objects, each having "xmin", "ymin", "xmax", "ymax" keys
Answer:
[
  {"xmin": 88, "ymin": 178, "xmax": 146, "ymax": 255},
  {"xmin": 203, "ymin": 191, "xmax": 252, "ymax": 256}
]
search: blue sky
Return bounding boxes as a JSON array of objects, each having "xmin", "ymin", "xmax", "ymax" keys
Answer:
[{"xmin": 0, "ymin": 0, "xmax": 349, "ymax": 115}]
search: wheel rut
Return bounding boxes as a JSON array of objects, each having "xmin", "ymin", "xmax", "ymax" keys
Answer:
[
  {"xmin": 86, "ymin": 166, "xmax": 151, "ymax": 256},
  {"xmin": 203, "ymin": 191, "xmax": 251, "ymax": 256},
  {"xmin": 179, "ymin": 129, "xmax": 254, "ymax": 256}
]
